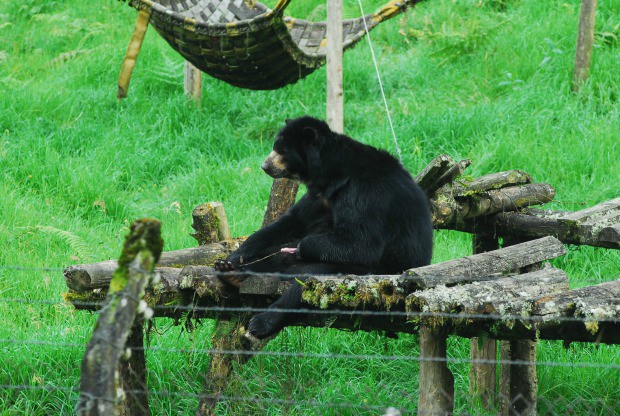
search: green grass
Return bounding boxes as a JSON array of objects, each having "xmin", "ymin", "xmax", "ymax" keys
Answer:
[{"xmin": 0, "ymin": 0, "xmax": 619, "ymax": 414}]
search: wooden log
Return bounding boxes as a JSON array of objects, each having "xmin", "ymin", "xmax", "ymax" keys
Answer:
[
  {"xmin": 452, "ymin": 170, "xmax": 532, "ymax": 197},
  {"xmin": 418, "ymin": 324, "xmax": 454, "ymax": 416},
  {"xmin": 432, "ymin": 158, "xmax": 472, "ymax": 193},
  {"xmin": 432, "ymin": 183, "xmax": 555, "ymax": 228},
  {"xmin": 405, "ymin": 236, "xmax": 566, "ymax": 288},
  {"xmin": 64, "ymin": 243, "xmax": 233, "ymax": 292},
  {"xmin": 191, "ymin": 202, "xmax": 231, "ymax": 245},
  {"xmin": 530, "ymin": 279, "xmax": 620, "ymax": 344},
  {"xmin": 414, "ymin": 154, "xmax": 455, "ymax": 196},
  {"xmin": 118, "ymin": 322, "xmax": 149, "ymax": 416},
  {"xmin": 262, "ymin": 179, "xmax": 299, "ymax": 227},
  {"xmin": 184, "ymin": 61, "xmax": 202, "ymax": 102},
  {"xmin": 499, "ymin": 340, "xmax": 537, "ymax": 416},
  {"xmin": 493, "ymin": 198, "xmax": 620, "ymax": 248},
  {"xmin": 469, "ymin": 234, "xmax": 499, "ymax": 410},
  {"xmin": 67, "ymin": 272, "xmax": 620, "ymax": 343},
  {"xmin": 406, "ymin": 266, "xmax": 569, "ymax": 322},
  {"xmin": 78, "ymin": 219, "xmax": 162, "ymax": 416},
  {"xmin": 572, "ymin": 0, "xmax": 598, "ymax": 92}
]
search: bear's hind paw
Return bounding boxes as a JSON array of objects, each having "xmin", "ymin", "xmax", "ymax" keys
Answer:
[{"xmin": 248, "ymin": 312, "xmax": 285, "ymax": 339}]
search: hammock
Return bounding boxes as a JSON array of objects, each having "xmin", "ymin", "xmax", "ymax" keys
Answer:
[{"xmin": 118, "ymin": 0, "xmax": 421, "ymax": 94}]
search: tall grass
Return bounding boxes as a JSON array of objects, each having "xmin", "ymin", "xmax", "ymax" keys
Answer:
[{"xmin": 0, "ymin": 0, "xmax": 618, "ymax": 414}]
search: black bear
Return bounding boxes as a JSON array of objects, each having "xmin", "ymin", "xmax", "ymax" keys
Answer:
[{"xmin": 215, "ymin": 116, "xmax": 433, "ymax": 339}]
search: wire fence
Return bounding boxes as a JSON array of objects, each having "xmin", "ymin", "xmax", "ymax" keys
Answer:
[{"xmin": 1, "ymin": 264, "xmax": 619, "ymax": 415}]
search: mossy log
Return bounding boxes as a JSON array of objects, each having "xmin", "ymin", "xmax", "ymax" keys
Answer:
[
  {"xmin": 492, "ymin": 197, "xmax": 620, "ymax": 248},
  {"xmin": 64, "ymin": 242, "xmax": 236, "ymax": 292},
  {"xmin": 529, "ymin": 279, "xmax": 620, "ymax": 344},
  {"xmin": 78, "ymin": 219, "xmax": 163, "ymax": 416},
  {"xmin": 432, "ymin": 183, "xmax": 555, "ymax": 228},
  {"xmin": 414, "ymin": 154, "xmax": 456, "ymax": 196},
  {"xmin": 406, "ymin": 266, "xmax": 569, "ymax": 322},
  {"xmin": 191, "ymin": 202, "xmax": 231, "ymax": 245},
  {"xmin": 451, "ymin": 170, "xmax": 532, "ymax": 196}
]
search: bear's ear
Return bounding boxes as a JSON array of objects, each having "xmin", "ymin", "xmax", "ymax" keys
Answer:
[{"xmin": 302, "ymin": 127, "xmax": 320, "ymax": 143}]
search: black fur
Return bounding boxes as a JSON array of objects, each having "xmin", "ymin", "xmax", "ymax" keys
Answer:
[{"xmin": 214, "ymin": 116, "xmax": 433, "ymax": 338}]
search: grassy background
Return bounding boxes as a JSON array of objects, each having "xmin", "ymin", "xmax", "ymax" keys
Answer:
[{"xmin": 0, "ymin": 0, "xmax": 619, "ymax": 414}]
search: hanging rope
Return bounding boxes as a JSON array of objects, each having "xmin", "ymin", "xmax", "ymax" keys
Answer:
[{"xmin": 357, "ymin": 0, "xmax": 404, "ymax": 161}]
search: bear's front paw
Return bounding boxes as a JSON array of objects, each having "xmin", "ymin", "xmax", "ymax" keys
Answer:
[
  {"xmin": 213, "ymin": 259, "xmax": 237, "ymax": 272},
  {"xmin": 248, "ymin": 312, "xmax": 285, "ymax": 339}
]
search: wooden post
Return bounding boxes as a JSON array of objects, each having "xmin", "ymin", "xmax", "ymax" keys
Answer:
[
  {"xmin": 184, "ymin": 61, "xmax": 202, "ymax": 102},
  {"xmin": 499, "ymin": 340, "xmax": 538, "ymax": 416},
  {"xmin": 499, "ymin": 237, "xmax": 539, "ymax": 416},
  {"xmin": 118, "ymin": 322, "xmax": 150, "ymax": 416},
  {"xmin": 418, "ymin": 324, "xmax": 454, "ymax": 416},
  {"xmin": 572, "ymin": 0, "xmax": 598, "ymax": 92},
  {"xmin": 469, "ymin": 233, "xmax": 499, "ymax": 410},
  {"xmin": 117, "ymin": 8, "xmax": 151, "ymax": 100},
  {"xmin": 78, "ymin": 219, "xmax": 162, "ymax": 416},
  {"xmin": 192, "ymin": 201, "xmax": 271, "ymax": 415},
  {"xmin": 326, "ymin": 0, "xmax": 344, "ymax": 133},
  {"xmin": 191, "ymin": 202, "xmax": 231, "ymax": 245},
  {"xmin": 262, "ymin": 179, "xmax": 299, "ymax": 227}
]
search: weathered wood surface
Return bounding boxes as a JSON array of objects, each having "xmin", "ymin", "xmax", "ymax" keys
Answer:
[
  {"xmin": 406, "ymin": 266, "xmax": 569, "ymax": 320},
  {"xmin": 191, "ymin": 202, "xmax": 231, "ymax": 245},
  {"xmin": 432, "ymin": 183, "xmax": 555, "ymax": 228},
  {"xmin": 418, "ymin": 325, "xmax": 454, "ymax": 416},
  {"xmin": 414, "ymin": 154, "xmax": 455, "ymax": 195},
  {"xmin": 262, "ymin": 178, "xmax": 299, "ymax": 227},
  {"xmin": 406, "ymin": 236, "xmax": 566, "ymax": 286},
  {"xmin": 64, "ymin": 242, "xmax": 234, "ymax": 292},
  {"xmin": 529, "ymin": 279, "xmax": 620, "ymax": 344},
  {"xmin": 78, "ymin": 219, "xmax": 162, "ymax": 416},
  {"xmin": 431, "ymin": 159, "xmax": 472, "ymax": 195},
  {"xmin": 499, "ymin": 340, "xmax": 537, "ymax": 416},
  {"xmin": 118, "ymin": 322, "xmax": 149, "ymax": 416},
  {"xmin": 492, "ymin": 197, "xmax": 620, "ymax": 248},
  {"xmin": 572, "ymin": 0, "xmax": 598, "ymax": 91},
  {"xmin": 184, "ymin": 61, "xmax": 202, "ymax": 102},
  {"xmin": 452, "ymin": 170, "xmax": 532, "ymax": 196},
  {"xmin": 469, "ymin": 234, "xmax": 499, "ymax": 409}
]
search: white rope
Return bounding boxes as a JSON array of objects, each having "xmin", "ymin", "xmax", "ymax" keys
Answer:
[{"xmin": 357, "ymin": 0, "xmax": 403, "ymax": 161}]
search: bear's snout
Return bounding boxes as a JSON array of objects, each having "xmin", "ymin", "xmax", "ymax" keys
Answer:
[{"xmin": 262, "ymin": 150, "xmax": 288, "ymax": 179}]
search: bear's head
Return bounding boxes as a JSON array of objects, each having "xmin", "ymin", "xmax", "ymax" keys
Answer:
[{"xmin": 261, "ymin": 117, "xmax": 332, "ymax": 182}]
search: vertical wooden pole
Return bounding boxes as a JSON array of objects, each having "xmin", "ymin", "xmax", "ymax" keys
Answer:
[
  {"xmin": 326, "ymin": 0, "xmax": 344, "ymax": 133},
  {"xmin": 262, "ymin": 179, "xmax": 300, "ymax": 227},
  {"xmin": 184, "ymin": 61, "xmax": 203, "ymax": 102},
  {"xmin": 469, "ymin": 233, "xmax": 499, "ymax": 410},
  {"xmin": 499, "ymin": 340, "xmax": 538, "ymax": 416},
  {"xmin": 572, "ymin": 0, "xmax": 598, "ymax": 92},
  {"xmin": 499, "ymin": 237, "xmax": 539, "ymax": 416},
  {"xmin": 418, "ymin": 324, "xmax": 454, "ymax": 416},
  {"xmin": 118, "ymin": 322, "xmax": 150, "ymax": 416}
]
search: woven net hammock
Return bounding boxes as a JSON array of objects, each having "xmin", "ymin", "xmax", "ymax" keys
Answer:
[{"xmin": 118, "ymin": 0, "xmax": 420, "ymax": 94}]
